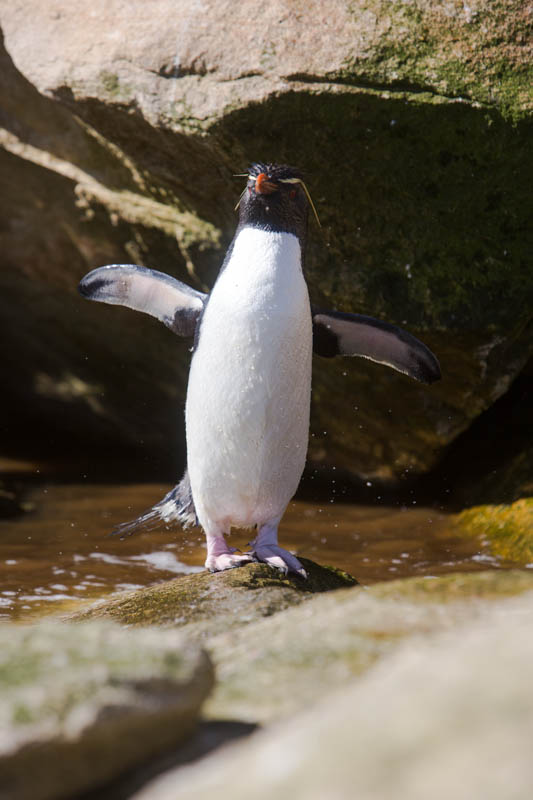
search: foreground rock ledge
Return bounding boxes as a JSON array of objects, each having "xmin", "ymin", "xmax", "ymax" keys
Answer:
[
  {"xmin": 204, "ymin": 568, "xmax": 533, "ymax": 723},
  {"xmin": 70, "ymin": 558, "xmax": 358, "ymax": 635},
  {"xmin": 0, "ymin": 622, "xmax": 214, "ymax": 800},
  {"xmin": 133, "ymin": 593, "xmax": 533, "ymax": 800}
]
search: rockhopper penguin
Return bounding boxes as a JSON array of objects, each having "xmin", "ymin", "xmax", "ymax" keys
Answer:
[{"xmin": 78, "ymin": 163, "xmax": 441, "ymax": 577}]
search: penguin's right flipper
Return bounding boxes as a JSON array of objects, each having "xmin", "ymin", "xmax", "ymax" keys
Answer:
[
  {"xmin": 79, "ymin": 265, "xmax": 207, "ymax": 337},
  {"xmin": 312, "ymin": 309, "xmax": 441, "ymax": 384}
]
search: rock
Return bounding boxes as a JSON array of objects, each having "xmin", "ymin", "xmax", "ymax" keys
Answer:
[
  {"xmin": 471, "ymin": 448, "xmax": 533, "ymax": 506},
  {"xmin": 203, "ymin": 568, "xmax": 533, "ymax": 722},
  {"xmin": 58, "ymin": 568, "xmax": 533, "ymax": 797},
  {"xmin": 67, "ymin": 565, "xmax": 533, "ymax": 729},
  {"xmin": 0, "ymin": 479, "xmax": 28, "ymax": 518},
  {"xmin": 420, "ymin": 366, "xmax": 533, "ymax": 506},
  {"xmin": 455, "ymin": 498, "xmax": 533, "ymax": 564},
  {"xmin": 1, "ymin": 1, "xmax": 532, "ymax": 479},
  {"xmin": 0, "ymin": 621, "xmax": 213, "ymax": 800},
  {"xmin": 69, "ymin": 558, "xmax": 357, "ymax": 635},
  {"xmin": 131, "ymin": 593, "xmax": 533, "ymax": 800}
]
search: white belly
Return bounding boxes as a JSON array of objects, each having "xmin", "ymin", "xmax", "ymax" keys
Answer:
[{"xmin": 185, "ymin": 228, "xmax": 312, "ymax": 530}]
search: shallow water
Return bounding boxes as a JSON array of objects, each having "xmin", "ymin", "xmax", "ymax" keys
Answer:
[{"xmin": 0, "ymin": 475, "xmax": 510, "ymax": 621}]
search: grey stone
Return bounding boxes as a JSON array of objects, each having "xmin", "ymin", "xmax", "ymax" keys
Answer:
[
  {"xmin": 0, "ymin": 621, "xmax": 214, "ymax": 800},
  {"xmin": 204, "ymin": 568, "xmax": 533, "ymax": 722},
  {"xmin": 132, "ymin": 592, "xmax": 533, "ymax": 800},
  {"xmin": 72, "ymin": 566, "xmax": 533, "ymax": 727}
]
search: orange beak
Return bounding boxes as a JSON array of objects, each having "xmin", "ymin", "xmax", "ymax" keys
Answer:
[{"xmin": 255, "ymin": 173, "xmax": 278, "ymax": 195}]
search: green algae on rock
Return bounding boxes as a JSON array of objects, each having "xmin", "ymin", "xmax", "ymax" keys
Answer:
[
  {"xmin": 455, "ymin": 498, "xmax": 533, "ymax": 564},
  {"xmin": 70, "ymin": 558, "xmax": 357, "ymax": 635},
  {"xmin": 0, "ymin": 621, "xmax": 213, "ymax": 800}
]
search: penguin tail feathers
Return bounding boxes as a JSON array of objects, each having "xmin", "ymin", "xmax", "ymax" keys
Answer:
[{"xmin": 111, "ymin": 471, "xmax": 198, "ymax": 540}]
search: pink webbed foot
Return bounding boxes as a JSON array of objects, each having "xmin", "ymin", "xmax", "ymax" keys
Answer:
[
  {"xmin": 251, "ymin": 543, "xmax": 307, "ymax": 579},
  {"xmin": 205, "ymin": 547, "xmax": 254, "ymax": 573},
  {"xmin": 251, "ymin": 522, "xmax": 307, "ymax": 578}
]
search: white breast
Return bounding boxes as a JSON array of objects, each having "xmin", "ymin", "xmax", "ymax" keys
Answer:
[{"xmin": 185, "ymin": 227, "xmax": 313, "ymax": 531}]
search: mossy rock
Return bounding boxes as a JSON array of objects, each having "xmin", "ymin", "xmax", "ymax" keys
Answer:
[
  {"xmin": 70, "ymin": 559, "xmax": 357, "ymax": 636},
  {"xmin": 455, "ymin": 498, "xmax": 533, "ymax": 564}
]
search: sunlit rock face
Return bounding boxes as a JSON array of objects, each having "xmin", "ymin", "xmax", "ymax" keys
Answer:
[
  {"xmin": 0, "ymin": 622, "xmax": 214, "ymax": 800},
  {"xmin": 131, "ymin": 592, "xmax": 533, "ymax": 800},
  {"xmin": 0, "ymin": 1, "xmax": 531, "ymax": 482}
]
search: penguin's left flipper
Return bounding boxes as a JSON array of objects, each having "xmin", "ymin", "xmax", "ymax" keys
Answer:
[
  {"xmin": 78, "ymin": 264, "xmax": 207, "ymax": 337},
  {"xmin": 312, "ymin": 309, "xmax": 441, "ymax": 384}
]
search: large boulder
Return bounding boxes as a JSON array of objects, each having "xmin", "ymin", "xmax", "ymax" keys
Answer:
[
  {"xmin": 71, "ymin": 564, "xmax": 533, "ymax": 724},
  {"xmin": 131, "ymin": 593, "xmax": 533, "ymax": 800},
  {"xmin": 0, "ymin": 0, "xmax": 531, "ymax": 479},
  {"xmin": 204, "ymin": 568, "xmax": 533, "ymax": 722},
  {"xmin": 41, "ymin": 567, "xmax": 533, "ymax": 797},
  {"xmin": 0, "ymin": 621, "xmax": 213, "ymax": 800}
]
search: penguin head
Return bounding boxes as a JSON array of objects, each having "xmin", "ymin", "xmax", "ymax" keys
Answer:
[{"xmin": 237, "ymin": 163, "xmax": 311, "ymax": 240}]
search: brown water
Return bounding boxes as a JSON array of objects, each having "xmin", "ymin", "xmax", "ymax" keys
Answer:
[{"xmin": 0, "ymin": 474, "xmax": 508, "ymax": 621}]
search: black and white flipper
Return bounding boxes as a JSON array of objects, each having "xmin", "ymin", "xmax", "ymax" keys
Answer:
[
  {"xmin": 78, "ymin": 264, "xmax": 207, "ymax": 337},
  {"xmin": 312, "ymin": 309, "xmax": 441, "ymax": 384}
]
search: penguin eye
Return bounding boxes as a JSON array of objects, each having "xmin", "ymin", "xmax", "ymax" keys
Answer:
[
  {"xmin": 278, "ymin": 176, "xmax": 321, "ymax": 227},
  {"xmin": 289, "ymin": 189, "xmax": 297, "ymax": 199}
]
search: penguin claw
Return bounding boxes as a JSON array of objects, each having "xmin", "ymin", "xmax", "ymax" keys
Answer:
[
  {"xmin": 252, "ymin": 545, "xmax": 307, "ymax": 579},
  {"xmin": 205, "ymin": 552, "xmax": 254, "ymax": 572}
]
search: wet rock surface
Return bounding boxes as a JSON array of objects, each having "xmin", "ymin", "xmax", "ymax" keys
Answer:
[
  {"xmin": 0, "ymin": 622, "xmax": 214, "ymax": 800},
  {"xmin": 69, "ymin": 558, "xmax": 357, "ymax": 635},
  {"xmin": 0, "ymin": 1, "xmax": 531, "ymax": 480}
]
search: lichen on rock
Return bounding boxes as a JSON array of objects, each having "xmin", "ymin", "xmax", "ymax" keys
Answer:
[{"xmin": 455, "ymin": 498, "xmax": 533, "ymax": 564}]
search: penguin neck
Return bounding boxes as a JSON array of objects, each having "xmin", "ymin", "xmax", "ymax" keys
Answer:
[
  {"xmin": 242, "ymin": 219, "xmax": 307, "ymax": 263},
  {"xmin": 230, "ymin": 226, "xmax": 303, "ymax": 279},
  {"xmin": 220, "ymin": 223, "xmax": 307, "ymax": 282},
  {"xmin": 208, "ymin": 226, "xmax": 309, "ymax": 323}
]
